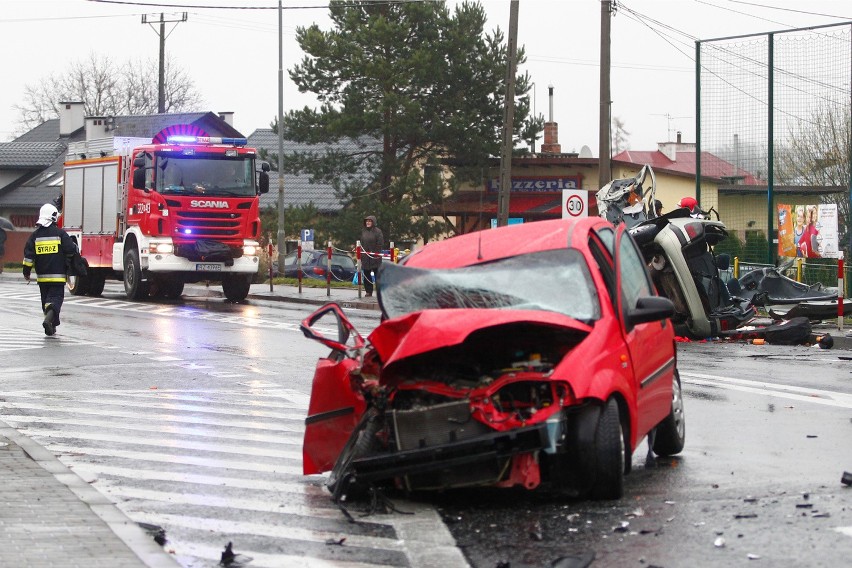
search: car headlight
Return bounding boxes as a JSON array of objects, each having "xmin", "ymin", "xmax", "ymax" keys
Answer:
[
  {"xmin": 243, "ymin": 245, "xmax": 258, "ymax": 256},
  {"xmin": 150, "ymin": 242, "xmax": 173, "ymax": 254}
]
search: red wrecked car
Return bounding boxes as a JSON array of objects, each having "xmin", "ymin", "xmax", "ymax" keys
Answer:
[{"xmin": 300, "ymin": 216, "xmax": 685, "ymax": 501}]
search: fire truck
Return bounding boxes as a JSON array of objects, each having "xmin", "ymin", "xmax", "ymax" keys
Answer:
[{"xmin": 61, "ymin": 128, "xmax": 269, "ymax": 302}]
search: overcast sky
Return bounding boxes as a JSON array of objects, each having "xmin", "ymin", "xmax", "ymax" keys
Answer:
[{"xmin": 1, "ymin": 0, "xmax": 849, "ymax": 153}]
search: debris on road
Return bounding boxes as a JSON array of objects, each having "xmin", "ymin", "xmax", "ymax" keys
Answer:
[
  {"xmin": 714, "ymin": 537, "xmax": 726, "ymax": 548},
  {"xmin": 219, "ymin": 541, "xmax": 252, "ymax": 567},
  {"xmin": 841, "ymin": 471, "xmax": 852, "ymax": 486},
  {"xmin": 550, "ymin": 550, "xmax": 595, "ymax": 568},
  {"xmin": 137, "ymin": 522, "xmax": 167, "ymax": 546},
  {"xmin": 529, "ymin": 520, "xmax": 544, "ymax": 541}
]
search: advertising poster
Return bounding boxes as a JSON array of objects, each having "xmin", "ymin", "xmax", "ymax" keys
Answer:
[
  {"xmin": 777, "ymin": 204, "xmax": 795, "ymax": 257},
  {"xmin": 816, "ymin": 203, "xmax": 839, "ymax": 258},
  {"xmin": 778, "ymin": 203, "xmax": 839, "ymax": 259}
]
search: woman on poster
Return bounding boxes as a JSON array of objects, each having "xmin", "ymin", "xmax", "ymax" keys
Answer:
[
  {"xmin": 793, "ymin": 205, "xmax": 806, "ymax": 256},
  {"xmin": 798, "ymin": 205, "xmax": 820, "ymax": 258}
]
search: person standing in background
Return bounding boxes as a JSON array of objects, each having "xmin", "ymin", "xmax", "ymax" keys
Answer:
[
  {"xmin": 22, "ymin": 204, "xmax": 77, "ymax": 336},
  {"xmin": 359, "ymin": 215, "xmax": 384, "ymax": 297}
]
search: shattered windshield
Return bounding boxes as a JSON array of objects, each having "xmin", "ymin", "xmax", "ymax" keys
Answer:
[
  {"xmin": 155, "ymin": 154, "xmax": 256, "ymax": 197},
  {"xmin": 379, "ymin": 248, "xmax": 601, "ymax": 323}
]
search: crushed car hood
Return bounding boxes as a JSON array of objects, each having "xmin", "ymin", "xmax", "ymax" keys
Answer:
[{"xmin": 368, "ymin": 309, "xmax": 592, "ymax": 368}]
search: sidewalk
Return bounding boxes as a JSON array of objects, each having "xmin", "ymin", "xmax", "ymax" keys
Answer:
[
  {"xmin": 0, "ymin": 424, "xmax": 178, "ymax": 567},
  {"xmin": 239, "ymin": 280, "xmax": 382, "ymax": 312}
]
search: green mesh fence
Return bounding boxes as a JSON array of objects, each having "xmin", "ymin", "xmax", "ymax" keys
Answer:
[{"xmin": 698, "ymin": 23, "xmax": 852, "ymax": 266}]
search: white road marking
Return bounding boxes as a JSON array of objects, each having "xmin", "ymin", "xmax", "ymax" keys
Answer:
[
  {"xmin": 93, "ymin": 484, "xmax": 345, "ymax": 520},
  {"xmin": 41, "ymin": 443, "xmax": 304, "ymax": 474},
  {"xmin": 0, "ymin": 415, "xmax": 301, "ymax": 445},
  {"xmin": 67, "ymin": 463, "xmax": 323, "ymax": 495},
  {"xmin": 170, "ymin": 542, "xmax": 388, "ymax": 568},
  {"xmin": 15, "ymin": 427, "xmax": 303, "ymax": 460},
  {"xmin": 0, "ymin": 401, "xmax": 305, "ymax": 433},
  {"xmin": 128, "ymin": 511, "xmax": 404, "ymax": 550},
  {"xmin": 1, "ymin": 395, "xmax": 308, "ymax": 421},
  {"xmin": 681, "ymin": 371, "xmax": 852, "ymax": 409}
]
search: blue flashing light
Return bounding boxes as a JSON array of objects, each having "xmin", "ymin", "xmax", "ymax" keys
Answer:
[
  {"xmin": 184, "ymin": 229, "xmax": 192, "ymax": 235},
  {"xmin": 166, "ymin": 135, "xmax": 247, "ymax": 147},
  {"xmin": 168, "ymin": 135, "xmax": 198, "ymax": 144}
]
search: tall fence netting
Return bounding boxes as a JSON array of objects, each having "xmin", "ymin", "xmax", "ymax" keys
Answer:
[{"xmin": 698, "ymin": 23, "xmax": 851, "ymax": 286}]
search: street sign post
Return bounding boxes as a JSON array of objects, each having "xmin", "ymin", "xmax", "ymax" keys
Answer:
[{"xmin": 562, "ymin": 189, "xmax": 588, "ymax": 219}]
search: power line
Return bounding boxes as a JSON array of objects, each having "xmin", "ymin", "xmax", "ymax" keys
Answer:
[
  {"xmin": 694, "ymin": 0, "xmax": 797, "ymax": 29},
  {"xmin": 0, "ymin": 13, "xmax": 143, "ymax": 23},
  {"xmin": 87, "ymin": 0, "xmax": 421, "ymax": 9},
  {"xmin": 728, "ymin": 0, "xmax": 851, "ymax": 21}
]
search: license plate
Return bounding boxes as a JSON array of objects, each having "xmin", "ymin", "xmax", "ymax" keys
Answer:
[{"xmin": 196, "ymin": 263, "xmax": 223, "ymax": 271}]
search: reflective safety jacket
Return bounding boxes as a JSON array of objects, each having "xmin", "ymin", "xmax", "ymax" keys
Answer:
[{"xmin": 22, "ymin": 224, "xmax": 77, "ymax": 284}]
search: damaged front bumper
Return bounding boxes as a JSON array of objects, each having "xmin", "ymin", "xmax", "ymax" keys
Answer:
[{"xmin": 351, "ymin": 421, "xmax": 551, "ymax": 490}]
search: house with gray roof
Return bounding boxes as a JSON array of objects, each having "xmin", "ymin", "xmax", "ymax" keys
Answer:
[
  {"xmin": 0, "ymin": 101, "xmax": 242, "ymax": 229},
  {"xmin": 247, "ymin": 128, "xmax": 376, "ymax": 214}
]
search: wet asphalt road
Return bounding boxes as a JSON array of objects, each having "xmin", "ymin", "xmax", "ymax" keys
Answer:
[
  {"xmin": 1, "ymin": 278, "xmax": 850, "ymax": 567},
  {"xmin": 435, "ymin": 340, "xmax": 852, "ymax": 568}
]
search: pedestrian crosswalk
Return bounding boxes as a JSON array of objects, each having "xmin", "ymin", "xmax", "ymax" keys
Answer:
[
  {"xmin": 0, "ymin": 289, "xmax": 305, "ymax": 331},
  {"xmin": 0, "ymin": 388, "xmax": 466, "ymax": 568},
  {"xmin": 0, "ymin": 327, "xmax": 90, "ymax": 352}
]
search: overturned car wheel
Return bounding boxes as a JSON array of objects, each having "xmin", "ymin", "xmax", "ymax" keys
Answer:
[
  {"xmin": 590, "ymin": 399, "xmax": 625, "ymax": 500},
  {"xmin": 653, "ymin": 371, "xmax": 686, "ymax": 456}
]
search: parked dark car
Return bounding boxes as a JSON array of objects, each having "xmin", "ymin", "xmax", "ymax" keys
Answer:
[{"xmin": 273, "ymin": 250, "xmax": 358, "ymax": 282}]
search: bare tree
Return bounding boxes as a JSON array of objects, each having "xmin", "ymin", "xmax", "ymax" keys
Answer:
[
  {"xmin": 612, "ymin": 116, "xmax": 630, "ymax": 154},
  {"xmin": 776, "ymin": 102, "xmax": 852, "ymax": 249},
  {"xmin": 15, "ymin": 52, "xmax": 204, "ymax": 133}
]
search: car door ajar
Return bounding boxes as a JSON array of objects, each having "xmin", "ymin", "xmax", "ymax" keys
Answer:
[{"xmin": 614, "ymin": 225, "xmax": 676, "ymax": 442}]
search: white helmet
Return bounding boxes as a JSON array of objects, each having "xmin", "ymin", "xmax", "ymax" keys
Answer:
[{"xmin": 36, "ymin": 203, "xmax": 59, "ymax": 227}]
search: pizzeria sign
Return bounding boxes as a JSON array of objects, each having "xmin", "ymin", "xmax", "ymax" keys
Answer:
[{"xmin": 486, "ymin": 176, "xmax": 583, "ymax": 193}]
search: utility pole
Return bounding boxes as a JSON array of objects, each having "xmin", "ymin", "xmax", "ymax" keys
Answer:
[
  {"xmin": 497, "ymin": 0, "xmax": 520, "ymax": 228},
  {"xmin": 277, "ymin": 1, "xmax": 286, "ymax": 271},
  {"xmin": 598, "ymin": 0, "xmax": 613, "ymax": 189},
  {"xmin": 142, "ymin": 12, "xmax": 187, "ymax": 113}
]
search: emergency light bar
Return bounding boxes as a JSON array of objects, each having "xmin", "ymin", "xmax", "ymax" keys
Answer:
[{"xmin": 166, "ymin": 135, "xmax": 247, "ymax": 146}]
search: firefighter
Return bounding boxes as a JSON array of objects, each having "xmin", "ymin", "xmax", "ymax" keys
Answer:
[{"xmin": 22, "ymin": 203, "xmax": 78, "ymax": 336}]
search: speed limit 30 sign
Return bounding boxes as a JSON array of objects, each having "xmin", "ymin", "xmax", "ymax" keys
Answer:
[{"xmin": 562, "ymin": 189, "xmax": 588, "ymax": 218}]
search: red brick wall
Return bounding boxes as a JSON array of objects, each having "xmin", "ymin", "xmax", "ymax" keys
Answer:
[{"xmin": 2, "ymin": 230, "xmax": 32, "ymax": 264}]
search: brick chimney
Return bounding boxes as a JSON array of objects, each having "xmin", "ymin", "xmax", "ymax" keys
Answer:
[
  {"xmin": 540, "ymin": 85, "xmax": 561, "ymax": 154},
  {"xmin": 59, "ymin": 101, "xmax": 85, "ymax": 136},
  {"xmin": 541, "ymin": 122, "xmax": 561, "ymax": 154}
]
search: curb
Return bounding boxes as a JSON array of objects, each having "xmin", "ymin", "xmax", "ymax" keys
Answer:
[{"xmin": 0, "ymin": 420, "xmax": 179, "ymax": 567}]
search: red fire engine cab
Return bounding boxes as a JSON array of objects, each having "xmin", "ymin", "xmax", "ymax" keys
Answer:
[{"xmin": 61, "ymin": 128, "xmax": 269, "ymax": 301}]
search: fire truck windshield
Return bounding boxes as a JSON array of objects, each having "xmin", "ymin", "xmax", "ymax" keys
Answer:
[{"xmin": 155, "ymin": 154, "xmax": 256, "ymax": 197}]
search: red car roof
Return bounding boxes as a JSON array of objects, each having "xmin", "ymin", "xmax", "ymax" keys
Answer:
[{"xmin": 405, "ymin": 217, "xmax": 612, "ymax": 269}]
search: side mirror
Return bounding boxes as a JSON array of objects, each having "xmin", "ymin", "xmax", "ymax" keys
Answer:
[
  {"xmin": 300, "ymin": 303, "xmax": 365, "ymax": 353},
  {"xmin": 132, "ymin": 168, "xmax": 147, "ymax": 191},
  {"xmin": 261, "ymin": 161, "xmax": 271, "ymax": 172},
  {"xmin": 716, "ymin": 253, "xmax": 731, "ymax": 271},
  {"xmin": 133, "ymin": 156, "xmax": 146, "ymax": 168},
  {"xmin": 258, "ymin": 171, "xmax": 269, "ymax": 194},
  {"xmin": 626, "ymin": 295, "xmax": 675, "ymax": 327}
]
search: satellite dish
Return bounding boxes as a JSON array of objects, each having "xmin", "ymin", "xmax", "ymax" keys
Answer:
[{"xmin": 579, "ymin": 145, "xmax": 593, "ymax": 158}]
